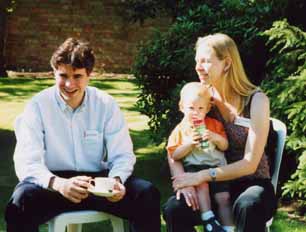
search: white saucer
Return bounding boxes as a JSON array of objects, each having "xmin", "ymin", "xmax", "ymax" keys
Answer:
[{"xmin": 88, "ymin": 188, "xmax": 119, "ymax": 197}]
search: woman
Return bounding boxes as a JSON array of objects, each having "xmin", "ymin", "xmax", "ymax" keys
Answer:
[{"xmin": 163, "ymin": 33, "xmax": 277, "ymax": 232}]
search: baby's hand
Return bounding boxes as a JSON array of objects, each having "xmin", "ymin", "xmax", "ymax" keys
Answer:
[
  {"xmin": 202, "ymin": 130, "xmax": 217, "ymax": 144},
  {"xmin": 191, "ymin": 128, "xmax": 202, "ymax": 146},
  {"xmin": 202, "ymin": 130, "xmax": 228, "ymax": 151}
]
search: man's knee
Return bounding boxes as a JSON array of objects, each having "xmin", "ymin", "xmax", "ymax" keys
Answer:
[
  {"xmin": 129, "ymin": 177, "xmax": 160, "ymax": 200},
  {"xmin": 142, "ymin": 179, "xmax": 160, "ymax": 196},
  {"xmin": 5, "ymin": 182, "xmax": 39, "ymax": 224},
  {"xmin": 127, "ymin": 177, "xmax": 160, "ymax": 213},
  {"xmin": 5, "ymin": 182, "xmax": 52, "ymax": 222}
]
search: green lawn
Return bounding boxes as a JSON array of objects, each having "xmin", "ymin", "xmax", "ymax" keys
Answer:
[{"xmin": 0, "ymin": 77, "xmax": 305, "ymax": 232}]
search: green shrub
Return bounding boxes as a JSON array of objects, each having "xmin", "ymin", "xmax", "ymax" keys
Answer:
[
  {"xmin": 119, "ymin": 0, "xmax": 221, "ymax": 23},
  {"xmin": 261, "ymin": 20, "xmax": 306, "ymax": 202},
  {"xmin": 133, "ymin": 1, "xmax": 283, "ymax": 143}
]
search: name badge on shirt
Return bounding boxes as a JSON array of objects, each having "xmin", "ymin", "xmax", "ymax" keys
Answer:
[
  {"xmin": 234, "ymin": 116, "xmax": 251, "ymax": 128},
  {"xmin": 84, "ymin": 130, "xmax": 99, "ymax": 142}
]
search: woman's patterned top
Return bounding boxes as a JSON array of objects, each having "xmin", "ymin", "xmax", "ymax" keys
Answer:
[{"xmin": 209, "ymin": 91, "xmax": 270, "ymax": 180}]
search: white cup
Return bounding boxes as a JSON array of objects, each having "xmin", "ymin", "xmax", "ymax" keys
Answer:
[{"xmin": 90, "ymin": 177, "xmax": 116, "ymax": 193}]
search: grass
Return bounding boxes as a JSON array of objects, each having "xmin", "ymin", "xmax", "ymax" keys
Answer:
[{"xmin": 0, "ymin": 77, "xmax": 305, "ymax": 232}]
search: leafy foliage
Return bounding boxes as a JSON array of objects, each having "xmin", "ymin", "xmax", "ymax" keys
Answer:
[
  {"xmin": 261, "ymin": 20, "xmax": 306, "ymax": 201},
  {"xmin": 119, "ymin": 0, "xmax": 220, "ymax": 23},
  {"xmin": 133, "ymin": 1, "xmax": 283, "ymax": 143},
  {"xmin": 131, "ymin": 1, "xmax": 306, "ymax": 200}
]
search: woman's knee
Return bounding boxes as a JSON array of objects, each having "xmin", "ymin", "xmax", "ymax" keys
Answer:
[
  {"xmin": 233, "ymin": 186, "xmax": 264, "ymax": 214},
  {"xmin": 163, "ymin": 196, "xmax": 187, "ymax": 221}
]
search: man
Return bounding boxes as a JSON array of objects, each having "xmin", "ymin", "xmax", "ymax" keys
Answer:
[{"xmin": 5, "ymin": 38, "xmax": 161, "ymax": 232}]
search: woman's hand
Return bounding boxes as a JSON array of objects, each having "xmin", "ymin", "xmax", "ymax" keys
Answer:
[
  {"xmin": 176, "ymin": 186, "xmax": 199, "ymax": 211},
  {"xmin": 172, "ymin": 172, "xmax": 203, "ymax": 191}
]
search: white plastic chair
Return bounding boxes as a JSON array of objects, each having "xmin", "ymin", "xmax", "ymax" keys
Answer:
[
  {"xmin": 265, "ymin": 118, "xmax": 287, "ymax": 232},
  {"xmin": 48, "ymin": 210, "xmax": 125, "ymax": 232}
]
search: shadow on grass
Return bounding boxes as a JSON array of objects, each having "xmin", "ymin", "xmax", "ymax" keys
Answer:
[
  {"xmin": 0, "ymin": 78, "xmax": 54, "ymax": 101},
  {"xmin": 129, "ymin": 128, "xmax": 154, "ymax": 151},
  {"xmin": 91, "ymin": 79, "xmax": 137, "ymax": 91},
  {"xmin": 129, "ymin": 128, "xmax": 173, "ymax": 205},
  {"xmin": 0, "ymin": 129, "xmax": 17, "ymax": 177},
  {"xmin": 0, "ymin": 129, "xmax": 18, "ymax": 231}
]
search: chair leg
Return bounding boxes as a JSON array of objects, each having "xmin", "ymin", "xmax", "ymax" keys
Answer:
[
  {"xmin": 48, "ymin": 220, "xmax": 67, "ymax": 232},
  {"xmin": 111, "ymin": 217, "xmax": 125, "ymax": 232},
  {"xmin": 67, "ymin": 224, "xmax": 82, "ymax": 232}
]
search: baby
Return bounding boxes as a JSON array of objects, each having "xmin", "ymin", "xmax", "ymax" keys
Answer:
[{"xmin": 167, "ymin": 82, "xmax": 234, "ymax": 232}]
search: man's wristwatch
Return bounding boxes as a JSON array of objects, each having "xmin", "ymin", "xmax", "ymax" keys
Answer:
[{"xmin": 208, "ymin": 168, "xmax": 217, "ymax": 182}]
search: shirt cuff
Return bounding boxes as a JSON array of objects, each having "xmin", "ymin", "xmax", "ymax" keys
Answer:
[
  {"xmin": 108, "ymin": 171, "xmax": 130, "ymax": 184},
  {"xmin": 40, "ymin": 172, "xmax": 56, "ymax": 189}
]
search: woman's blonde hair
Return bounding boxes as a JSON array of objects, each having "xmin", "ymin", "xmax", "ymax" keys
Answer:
[
  {"xmin": 195, "ymin": 33, "xmax": 257, "ymax": 113},
  {"xmin": 179, "ymin": 82, "xmax": 211, "ymax": 111}
]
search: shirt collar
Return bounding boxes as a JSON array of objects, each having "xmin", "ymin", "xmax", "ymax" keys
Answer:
[{"xmin": 55, "ymin": 87, "xmax": 88, "ymax": 113}]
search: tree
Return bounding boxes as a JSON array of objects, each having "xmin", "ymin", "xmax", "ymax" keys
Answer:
[
  {"xmin": 261, "ymin": 19, "xmax": 306, "ymax": 208},
  {"xmin": 0, "ymin": 0, "xmax": 16, "ymax": 77}
]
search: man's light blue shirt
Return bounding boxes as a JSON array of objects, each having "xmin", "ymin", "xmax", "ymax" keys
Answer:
[{"xmin": 14, "ymin": 86, "xmax": 136, "ymax": 188}]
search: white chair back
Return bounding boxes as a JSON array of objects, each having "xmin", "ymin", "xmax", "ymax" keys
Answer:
[
  {"xmin": 270, "ymin": 118, "xmax": 287, "ymax": 192},
  {"xmin": 266, "ymin": 118, "xmax": 286, "ymax": 232}
]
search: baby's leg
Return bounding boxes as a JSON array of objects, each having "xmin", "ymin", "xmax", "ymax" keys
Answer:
[
  {"xmin": 215, "ymin": 191, "xmax": 234, "ymax": 226},
  {"xmin": 199, "ymin": 184, "xmax": 226, "ymax": 232},
  {"xmin": 196, "ymin": 182, "xmax": 211, "ymax": 212}
]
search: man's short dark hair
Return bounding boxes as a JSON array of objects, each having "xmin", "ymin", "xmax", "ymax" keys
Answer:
[{"xmin": 50, "ymin": 38, "xmax": 95, "ymax": 75}]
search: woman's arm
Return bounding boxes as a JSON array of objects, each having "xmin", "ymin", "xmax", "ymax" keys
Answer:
[
  {"xmin": 173, "ymin": 93, "xmax": 270, "ymax": 187},
  {"xmin": 167, "ymin": 153, "xmax": 200, "ymax": 210}
]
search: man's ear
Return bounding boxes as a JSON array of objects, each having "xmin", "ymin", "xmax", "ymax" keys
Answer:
[
  {"xmin": 53, "ymin": 68, "xmax": 58, "ymax": 79},
  {"xmin": 87, "ymin": 71, "xmax": 92, "ymax": 76}
]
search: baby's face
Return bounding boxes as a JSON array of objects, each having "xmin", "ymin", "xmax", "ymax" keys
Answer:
[{"xmin": 181, "ymin": 97, "xmax": 209, "ymax": 123}]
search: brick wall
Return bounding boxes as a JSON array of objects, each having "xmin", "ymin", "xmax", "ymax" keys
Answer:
[{"xmin": 4, "ymin": 0, "xmax": 171, "ymax": 73}]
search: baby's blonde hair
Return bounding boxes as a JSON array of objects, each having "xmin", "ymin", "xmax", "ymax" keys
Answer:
[
  {"xmin": 179, "ymin": 82, "xmax": 211, "ymax": 111},
  {"xmin": 195, "ymin": 33, "xmax": 257, "ymax": 114}
]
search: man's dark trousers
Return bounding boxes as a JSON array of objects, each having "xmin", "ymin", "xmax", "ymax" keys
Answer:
[{"xmin": 5, "ymin": 171, "xmax": 161, "ymax": 232}]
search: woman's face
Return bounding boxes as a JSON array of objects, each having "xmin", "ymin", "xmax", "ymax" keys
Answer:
[{"xmin": 195, "ymin": 44, "xmax": 226, "ymax": 85}]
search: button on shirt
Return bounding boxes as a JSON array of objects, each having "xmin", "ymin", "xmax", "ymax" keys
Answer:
[{"xmin": 13, "ymin": 86, "xmax": 136, "ymax": 188}]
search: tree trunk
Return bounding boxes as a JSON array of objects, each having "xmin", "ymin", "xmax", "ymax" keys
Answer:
[{"xmin": 0, "ymin": 2, "xmax": 8, "ymax": 77}]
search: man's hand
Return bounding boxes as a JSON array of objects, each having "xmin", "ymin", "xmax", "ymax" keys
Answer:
[
  {"xmin": 176, "ymin": 186, "xmax": 199, "ymax": 211},
  {"xmin": 106, "ymin": 180, "xmax": 126, "ymax": 202},
  {"xmin": 52, "ymin": 176, "xmax": 91, "ymax": 203}
]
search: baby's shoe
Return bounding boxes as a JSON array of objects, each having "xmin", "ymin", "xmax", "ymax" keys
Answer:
[{"xmin": 203, "ymin": 217, "xmax": 226, "ymax": 232}]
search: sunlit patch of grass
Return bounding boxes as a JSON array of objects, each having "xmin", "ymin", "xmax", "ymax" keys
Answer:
[{"xmin": 271, "ymin": 211, "xmax": 306, "ymax": 232}]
